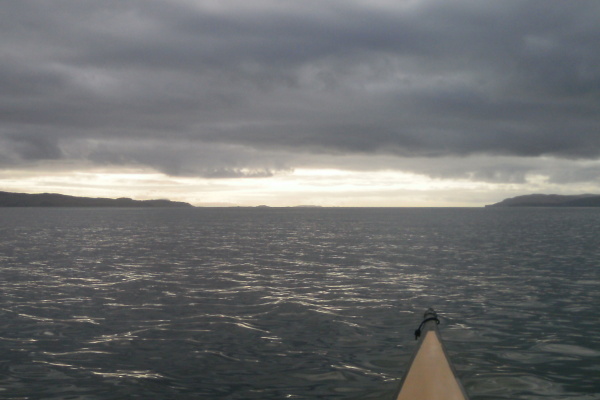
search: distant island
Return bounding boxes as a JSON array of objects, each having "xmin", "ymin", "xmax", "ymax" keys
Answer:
[
  {"xmin": 0, "ymin": 191, "xmax": 193, "ymax": 207},
  {"xmin": 486, "ymin": 194, "xmax": 600, "ymax": 207}
]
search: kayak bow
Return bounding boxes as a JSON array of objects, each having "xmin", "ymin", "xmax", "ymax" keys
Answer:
[{"xmin": 395, "ymin": 309, "xmax": 469, "ymax": 400}]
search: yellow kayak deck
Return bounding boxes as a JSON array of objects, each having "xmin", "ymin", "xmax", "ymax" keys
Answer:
[{"xmin": 395, "ymin": 309, "xmax": 469, "ymax": 400}]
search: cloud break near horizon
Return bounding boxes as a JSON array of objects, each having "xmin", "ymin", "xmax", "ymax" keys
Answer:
[{"xmin": 1, "ymin": 0, "xmax": 600, "ymax": 206}]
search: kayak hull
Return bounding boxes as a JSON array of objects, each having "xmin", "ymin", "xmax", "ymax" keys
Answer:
[{"xmin": 395, "ymin": 309, "xmax": 469, "ymax": 400}]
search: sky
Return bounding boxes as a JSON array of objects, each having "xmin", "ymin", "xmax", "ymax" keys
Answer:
[{"xmin": 1, "ymin": 0, "xmax": 599, "ymax": 207}]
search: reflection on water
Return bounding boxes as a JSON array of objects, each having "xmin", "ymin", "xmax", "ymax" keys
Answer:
[{"xmin": 0, "ymin": 207, "xmax": 599, "ymax": 399}]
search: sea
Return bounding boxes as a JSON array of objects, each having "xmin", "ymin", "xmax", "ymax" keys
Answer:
[{"xmin": 0, "ymin": 207, "xmax": 599, "ymax": 399}]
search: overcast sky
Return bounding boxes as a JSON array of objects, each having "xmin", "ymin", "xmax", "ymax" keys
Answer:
[{"xmin": 1, "ymin": 0, "xmax": 599, "ymax": 206}]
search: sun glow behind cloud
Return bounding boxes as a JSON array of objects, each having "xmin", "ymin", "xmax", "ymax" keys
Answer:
[{"xmin": 0, "ymin": 166, "xmax": 514, "ymax": 207}]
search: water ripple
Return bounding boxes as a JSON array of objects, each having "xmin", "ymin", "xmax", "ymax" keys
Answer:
[{"xmin": 0, "ymin": 207, "xmax": 599, "ymax": 399}]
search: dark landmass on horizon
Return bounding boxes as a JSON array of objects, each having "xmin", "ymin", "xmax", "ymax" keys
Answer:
[
  {"xmin": 0, "ymin": 191, "xmax": 193, "ymax": 207},
  {"xmin": 486, "ymin": 194, "xmax": 600, "ymax": 207}
]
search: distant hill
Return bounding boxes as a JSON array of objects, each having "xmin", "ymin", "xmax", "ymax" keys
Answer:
[
  {"xmin": 486, "ymin": 194, "xmax": 600, "ymax": 207},
  {"xmin": 0, "ymin": 191, "xmax": 193, "ymax": 207}
]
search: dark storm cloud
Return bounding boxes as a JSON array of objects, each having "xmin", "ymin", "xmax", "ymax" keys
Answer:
[
  {"xmin": 1, "ymin": 0, "xmax": 599, "ymax": 179},
  {"xmin": 4, "ymin": 133, "xmax": 63, "ymax": 161}
]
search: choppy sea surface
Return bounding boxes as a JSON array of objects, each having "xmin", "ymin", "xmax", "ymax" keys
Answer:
[{"xmin": 0, "ymin": 207, "xmax": 599, "ymax": 399}]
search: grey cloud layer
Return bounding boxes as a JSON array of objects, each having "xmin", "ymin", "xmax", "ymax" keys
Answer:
[{"xmin": 1, "ymin": 0, "xmax": 599, "ymax": 179}]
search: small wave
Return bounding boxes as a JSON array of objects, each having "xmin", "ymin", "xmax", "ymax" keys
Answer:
[
  {"xmin": 536, "ymin": 343, "xmax": 600, "ymax": 358},
  {"xmin": 90, "ymin": 369, "xmax": 167, "ymax": 380},
  {"xmin": 467, "ymin": 373, "xmax": 564, "ymax": 397}
]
